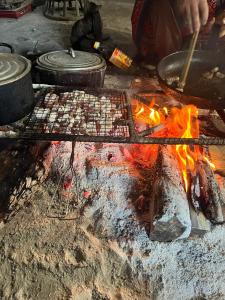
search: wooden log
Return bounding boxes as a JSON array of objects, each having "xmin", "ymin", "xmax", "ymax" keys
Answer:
[
  {"xmin": 149, "ymin": 145, "xmax": 191, "ymax": 242},
  {"xmin": 189, "ymin": 203, "xmax": 211, "ymax": 237},
  {"xmin": 197, "ymin": 161, "xmax": 225, "ymax": 224},
  {"xmin": 188, "ymin": 173, "xmax": 211, "ymax": 236}
]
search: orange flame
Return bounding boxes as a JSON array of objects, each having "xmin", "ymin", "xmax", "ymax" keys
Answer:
[
  {"xmin": 174, "ymin": 106, "xmax": 198, "ymax": 192},
  {"xmin": 203, "ymin": 156, "xmax": 216, "ymax": 170},
  {"xmin": 136, "ymin": 105, "xmax": 144, "ymax": 117},
  {"xmin": 133, "ymin": 98, "xmax": 164, "ymax": 127},
  {"xmin": 149, "ymin": 108, "xmax": 161, "ymax": 125},
  {"xmin": 131, "ymin": 99, "xmax": 215, "ymax": 193},
  {"xmin": 163, "ymin": 107, "xmax": 168, "ymax": 116}
]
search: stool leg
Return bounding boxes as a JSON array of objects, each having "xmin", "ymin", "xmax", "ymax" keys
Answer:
[
  {"xmin": 75, "ymin": 0, "xmax": 80, "ymax": 17},
  {"xmin": 63, "ymin": 0, "xmax": 66, "ymax": 16},
  {"xmin": 51, "ymin": 0, "xmax": 55, "ymax": 15},
  {"xmin": 83, "ymin": 0, "xmax": 88, "ymax": 14},
  {"xmin": 78, "ymin": 0, "xmax": 83, "ymax": 10}
]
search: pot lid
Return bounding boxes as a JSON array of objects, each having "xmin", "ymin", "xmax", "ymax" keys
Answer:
[
  {"xmin": 36, "ymin": 50, "xmax": 106, "ymax": 72},
  {"xmin": 0, "ymin": 53, "xmax": 31, "ymax": 86}
]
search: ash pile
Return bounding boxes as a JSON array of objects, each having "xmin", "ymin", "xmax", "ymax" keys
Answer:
[{"xmin": 1, "ymin": 139, "xmax": 225, "ymax": 299}]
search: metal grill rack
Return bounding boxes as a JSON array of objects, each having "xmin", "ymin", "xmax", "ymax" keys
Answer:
[
  {"xmin": 23, "ymin": 87, "xmax": 130, "ymax": 142},
  {"xmin": 1, "ymin": 86, "xmax": 225, "ymax": 145}
]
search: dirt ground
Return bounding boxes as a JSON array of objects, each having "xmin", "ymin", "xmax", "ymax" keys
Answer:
[{"xmin": 1, "ymin": 2, "xmax": 225, "ymax": 300}]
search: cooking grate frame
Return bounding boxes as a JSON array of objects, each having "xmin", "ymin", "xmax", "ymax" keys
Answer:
[
  {"xmin": 21, "ymin": 87, "xmax": 131, "ymax": 143},
  {"xmin": 1, "ymin": 86, "xmax": 225, "ymax": 145}
]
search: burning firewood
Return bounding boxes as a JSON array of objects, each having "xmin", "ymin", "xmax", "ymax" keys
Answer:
[
  {"xmin": 149, "ymin": 145, "xmax": 191, "ymax": 242},
  {"xmin": 183, "ymin": 159, "xmax": 212, "ymax": 236},
  {"xmin": 197, "ymin": 161, "xmax": 225, "ymax": 224}
]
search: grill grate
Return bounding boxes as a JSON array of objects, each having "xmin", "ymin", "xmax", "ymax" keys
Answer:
[
  {"xmin": 1, "ymin": 87, "xmax": 225, "ymax": 145},
  {"xmin": 22, "ymin": 87, "xmax": 131, "ymax": 142}
]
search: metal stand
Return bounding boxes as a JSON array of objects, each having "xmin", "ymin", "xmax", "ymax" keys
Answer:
[{"xmin": 43, "ymin": 0, "xmax": 86, "ymax": 21}]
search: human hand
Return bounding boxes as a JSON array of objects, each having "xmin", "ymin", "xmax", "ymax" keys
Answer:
[{"xmin": 173, "ymin": 0, "xmax": 209, "ymax": 34}]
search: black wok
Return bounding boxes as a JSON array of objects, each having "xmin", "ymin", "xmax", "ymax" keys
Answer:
[{"xmin": 157, "ymin": 50, "xmax": 225, "ymax": 110}]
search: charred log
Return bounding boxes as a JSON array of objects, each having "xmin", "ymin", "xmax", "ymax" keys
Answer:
[
  {"xmin": 189, "ymin": 203, "xmax": 211, "ymax": 236},
  {"xmin": 149, "ymin": 145, "xmax": 191, "ymax": 242},
  {"xmin": 197, "ymin": 161, "xmax": 225, "ymax": 224},
  {"xmin": 187, "ymin": 174, "xmax": 211, "ymax": 235}
]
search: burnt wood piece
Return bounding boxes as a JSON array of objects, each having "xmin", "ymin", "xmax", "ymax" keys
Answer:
[
  {"xmin": 197, "ymin": 161, "xmax": 225, "ymax": 224},
  {"xmin": 189, "ymin": 202, "xmax": 211, "ymax": 236},
  {"xmin": 187, "ymin": 170, "xmax": 211, "ymax": 236},
  {"xmin": 149, "ymin": 145, "xmax": 191, "ymax": 242}
]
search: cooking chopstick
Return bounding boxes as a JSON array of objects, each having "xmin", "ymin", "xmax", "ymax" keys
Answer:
[{"xmin": 178, "ymin": 30, "xmax": 200, "ymax": 90}]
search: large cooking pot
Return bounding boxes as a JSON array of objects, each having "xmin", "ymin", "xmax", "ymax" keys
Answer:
[
  {"xmin": 35, "ymin": 48, "xmax": 106, "ymax": 88},
  {"xmin": 0, "ymin": 43, "xmax": 35, "ymax": 125}
]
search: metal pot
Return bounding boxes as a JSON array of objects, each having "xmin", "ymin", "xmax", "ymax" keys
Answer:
[
  {"xmin": 35, "ymin": 49, "xmax": 106, "ymax": 88},
  {"xmin": 0, "ymin": 43, "xmax": 35, "ymax": 125}
]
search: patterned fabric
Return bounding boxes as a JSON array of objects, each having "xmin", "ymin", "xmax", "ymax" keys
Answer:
[{"xmin": 131, "ymin": 0, "xmax": 217, "ymax": 60}]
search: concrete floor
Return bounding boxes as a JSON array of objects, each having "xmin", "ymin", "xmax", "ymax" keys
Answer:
[{"xmin": 0, "ymin": 0, "xmax": 135, "ymax": 57}]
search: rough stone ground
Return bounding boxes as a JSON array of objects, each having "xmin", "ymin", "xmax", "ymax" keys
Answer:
[{"xmin": 0, "ymin": 2, "xmax": 225, "ymax": 300}]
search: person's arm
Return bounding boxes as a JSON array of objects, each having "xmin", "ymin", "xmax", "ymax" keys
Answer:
[{"xmin": 172, "ymin": 0, "xmax": 209, "ymax": 33}]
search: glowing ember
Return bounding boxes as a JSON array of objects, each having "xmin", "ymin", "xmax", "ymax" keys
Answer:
[{"xmin": 131, "ymin": 99, "xmax": 215, "ymax": 192}]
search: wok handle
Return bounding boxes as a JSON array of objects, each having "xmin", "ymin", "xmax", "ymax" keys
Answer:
[{"xmin": 0, "ymin": 43, "xmax": 15, "ymax": 53}]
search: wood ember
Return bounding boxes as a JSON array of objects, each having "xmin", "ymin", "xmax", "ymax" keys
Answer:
[
  {"xmin": 197, "ymin": 161, "xmax": 225, "ymax": 224},
  {"xmin": 149, "ymin": 145, "xmax": 191, "ymax": 242}
]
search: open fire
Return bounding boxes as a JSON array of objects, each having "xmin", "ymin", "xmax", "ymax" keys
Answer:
[
  {"xmin": 131, "ymin": 98, "xmax": 215, "ymax": 192},
  {"xmin": 0, "ymin": 86, "xmax": 224, "ymax": 242},
  {"xmin": 121, "ymin": 95, "xmax": 225, "ymax": 240}
]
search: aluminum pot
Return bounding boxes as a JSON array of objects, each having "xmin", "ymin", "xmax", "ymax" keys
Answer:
[
  {"xmin": 35, "ymin": 49, "xmax": 106, "ymax": 88},
  {"xmin": 0, "ymin": 43, "xmax": 35, "ymax": 125}
]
